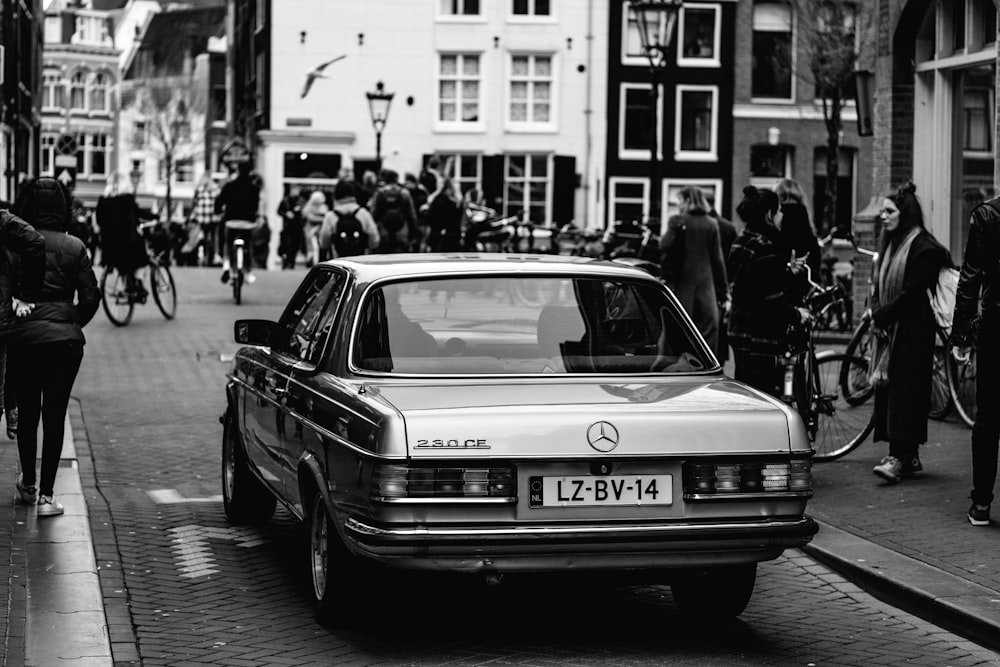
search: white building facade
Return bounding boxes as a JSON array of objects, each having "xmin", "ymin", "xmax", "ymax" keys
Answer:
[{"xmin": 234, "ymin": 0, "xmax": 609, "ymax": 246}]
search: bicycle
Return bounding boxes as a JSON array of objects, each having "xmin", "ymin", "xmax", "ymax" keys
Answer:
[
  {"xmin": 224, "ymin": 219, "xmax": 258, "ymax": 305},
  {"xmin": 100, "ymin": 221, "xmax": 177, "ymax": 326},
  {"xmin": 946, "ymin": 335, "xmax": 977, "ymax": 429},
  {"xmin": 782, "ymin": 263, "xmax": 875, "ymax": 462}
]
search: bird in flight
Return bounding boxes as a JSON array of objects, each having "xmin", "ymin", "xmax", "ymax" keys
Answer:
[{"xmin": 300, "ymin": 55, "xmax": 347, "ymax": 99}]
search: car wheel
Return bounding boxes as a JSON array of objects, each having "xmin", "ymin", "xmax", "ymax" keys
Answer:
[
  {"xmin": 221, "ymin": 408, "xmax": 276, "ymax": 524},
  {"xmin": 309, "ymin": 491, "xmax": 363, "ymax": 626},
  {"xmin": 670, "ymin": 563, "xmax": 757, "ymax": 618}
]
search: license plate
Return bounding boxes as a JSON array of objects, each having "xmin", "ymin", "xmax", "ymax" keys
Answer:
[{"xmin": 528, "ymin": 475, "xmax": 672, "ymax": 507}]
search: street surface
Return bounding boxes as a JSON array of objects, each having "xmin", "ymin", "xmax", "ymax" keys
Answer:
[{"xmin": 61, "ymin": 267, "xmax": 1000, "ymax": 665}]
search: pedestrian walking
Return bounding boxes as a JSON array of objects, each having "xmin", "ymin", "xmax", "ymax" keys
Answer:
[
  {"xmin": 277, "ymin": 184, "xmax": 306, "ymax": 269},
  {"xmin": 0, "ymin": 194, "xmax": 45, "ymax": 445},
  {"xmin": 403, "ymin": 173, "xmax": 429, "ymax": 251},
  {"xmin": 707, "ymin": 192, "xmax": 736, "ymax": 362},
  {"xmin": 426, "ymin": 176, "xmax": 463, "ymax": 252},
  {"xmin": 951, "ymin": 191, "xmax": 1000, "ymax": 525},
  {"xmin": 870, "ymin": 183, "xmax": 952, "ymax": 484},
  {"xmin": 10, "ymin": 177, "xmax": 98, "ymax": 517},
  {"xmin": 300, "ymin": 190, "xmax": 328, "ymax": 268},
  {"xmin": 318, "ymin": 180, "xmax": 380, "ymax": 258},
  {"xmin": 659, "ymin": 186, "xmax": 729, "ymax": 352},
  {"xmin": 371, "ymin": 169, "xmax": 418, "ymax": 253},
  {"xmin": 775, "ymin": 178, "xmax": 821, "ymax": 303},
  {"xmin": 727, "ymin": 185, "xmax": 809, "ymax": 397},
  {"xmin": 189, "ymin": 172, "xmax": 221, "ymax": 266}
]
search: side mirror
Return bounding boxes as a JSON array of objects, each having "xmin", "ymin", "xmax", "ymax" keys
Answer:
[{"xmin": 235, "ymin": 319, "xmax": 278, "ymax": 346}]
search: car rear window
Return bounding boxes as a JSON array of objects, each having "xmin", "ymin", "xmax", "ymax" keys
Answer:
[{"xmin": 353, "ymin": 275, "xmax": 714, "ymax": 375}]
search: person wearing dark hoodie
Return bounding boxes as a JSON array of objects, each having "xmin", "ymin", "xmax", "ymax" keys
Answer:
[
  {"xmin": 10, "ymin": 177, "xmax": 99, "ymax": 517},
  {"xmin": 0, "ymin": 198, "xmax": 45, "ymax": 441}
]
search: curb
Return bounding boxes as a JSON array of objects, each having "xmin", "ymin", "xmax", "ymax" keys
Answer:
[{"xmin": 802, "ymin": 520, "xmax": 1000, "ymax": 653}]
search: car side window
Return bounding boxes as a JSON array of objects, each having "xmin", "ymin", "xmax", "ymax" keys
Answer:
[{"xmin": 280, "ymin": 269, "xmax": 346, "ymax": 365}]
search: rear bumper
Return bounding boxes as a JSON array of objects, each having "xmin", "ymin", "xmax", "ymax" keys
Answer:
[{"xmin": 342, "ymin": 516, "xmax": 819, "ymax": 572}]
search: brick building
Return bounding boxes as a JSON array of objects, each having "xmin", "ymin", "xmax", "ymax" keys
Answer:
[
  {"xmin": 871, "ymin": 0, "xmax": 997, "ymax": 260},
  {"xmin": 0, "ymin": 0, "xmax": 44, "ymax": 203}
]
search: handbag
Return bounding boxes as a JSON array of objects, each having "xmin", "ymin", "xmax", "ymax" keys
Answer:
[{"xmin": 928, "ymin": 266, "xmax": 959, "ymax": 333}]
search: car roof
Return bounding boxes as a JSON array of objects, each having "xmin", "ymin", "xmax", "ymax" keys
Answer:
[{"xmin": 324, "ymin": 253, "xmax": 659, "ymax": 283}]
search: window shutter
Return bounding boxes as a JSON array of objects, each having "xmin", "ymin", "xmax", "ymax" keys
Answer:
[
  {"xmin": 552, "ymin": 155, "xmax": 577, "ymax": 226},
  {"xmin": 481, "ymin": 155, "xmax": 504, "ymax": 211}
]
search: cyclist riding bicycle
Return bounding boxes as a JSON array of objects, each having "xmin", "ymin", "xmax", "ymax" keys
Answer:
[
  {"xmin": 95, "ymin": 175, "xmax": 152, "ymax": 302},
  {"xmin": 215, "ymin": 162, "xmax": 262, "ymax": 285}
]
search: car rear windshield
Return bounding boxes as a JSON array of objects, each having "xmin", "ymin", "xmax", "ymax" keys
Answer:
[{"xmin": 353, "ymin": 275, "xmax": 714, "ymax": 375}]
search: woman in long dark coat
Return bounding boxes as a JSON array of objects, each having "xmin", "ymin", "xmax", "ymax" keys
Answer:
[
  {"xmin": 659, "ymin": 186, "xmax": 729, "ymax": 352},
  {"xmin": 870, "ymin": 183, "xmax": 952, "ymax": 483}
]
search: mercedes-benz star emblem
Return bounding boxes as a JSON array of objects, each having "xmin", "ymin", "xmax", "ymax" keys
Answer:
[{"xmin": 587, "ymin": 421, "xmax": 619, "ymax": 452}]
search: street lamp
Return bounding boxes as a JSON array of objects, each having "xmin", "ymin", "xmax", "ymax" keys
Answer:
[
  {"xmin": 366, "ymin": 80, "xmax": 395, "ymax": 174},
  {"xmin": 632, "ymin": 0, "xmax": 682, "ymax": 232}
]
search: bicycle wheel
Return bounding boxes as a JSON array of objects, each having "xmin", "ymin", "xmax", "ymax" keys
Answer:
[
  {"xmin": 150, "ymin": 261, "xmax": 177, "ymax": 320},
  {"xmin": 928, "ymin": 329, "xmax": 953, "ymax": 420},
  {"xmin": 100, "ymin": 266, "xmax": 134, "ymax": 326},
  {"xmin": 947, "ymin": 346, "xmax": 977, "ymax": 429},
  {"xmin": 812, "ymin": 353, "xmax": 875, "ymax": 462},
  {"xmin": 233, "ymin": 268, "xmax": 244, "ymax": 305},
  {"xmin": 841, "ymin": 316, "xmax": 874, "ymax": 406}
]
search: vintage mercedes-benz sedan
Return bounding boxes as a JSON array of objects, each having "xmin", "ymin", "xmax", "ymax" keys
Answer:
[{"xmin": 222, "ymin": 254, "xmax": 817, "ymax": 624}]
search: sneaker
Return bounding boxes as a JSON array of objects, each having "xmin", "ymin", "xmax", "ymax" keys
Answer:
[
  {"xmin": 901, "ymin": 456, "xmax": 924, "ymax": 478},
  {"xmin": 245, "ymin": 272, "xmax": 257, "ymax": 285},
  {"xmin": 873, "ymin": 455, "xmax": 902, "ymax": 484},
  {"xmin": 15, "ymin": 474, "xmax": 37, "ymax": 504},
  {"xmin": 6, "ymin": 407, "xmax": 17, "ymax": 439},
  {"xmin": 36, "ymin": 495, "xmax": 64, "ymax": 517},
  {"xmin": 968, "ymin": 503, "xmax": 991, "ymax": 526},
  {"xmin": 220, "ymin": 268, "xmax": 231, "ymax": 284}
]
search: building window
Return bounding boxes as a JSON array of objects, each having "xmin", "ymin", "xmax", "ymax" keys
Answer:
[
  {"xmin": 508, "ymin": 54, "xmax": 552, "ymax": 126},
  {"xmin": 752, "ymin": 1, "xmax": 793, "ymax": 100},
  {"xmin": 69, "ymin": 71, "xmax": 87, "ymax": 110},
  {"xmin": 678, "ymin": 3, "xmax": 721, "ymax": 67},
  {"xmin": 439, "ymin": 54, "xmax": 481, "ymax": 125},
  {"xmin": 73, "ymin": 15, "xmax": 109, "ymax": 45},
  {"xmin": 90, "ymin": 72, "xmax": 109, "ymax": 112},
  {"xmin": 505, "ymin": 154, "xmax": 549, "ymax": 223},
  {"xmin": 664, "ymin": 179, "xmax": 723, "ymax": 219},
  {"xmin": 622, "ymin": 1, "xmax": 670, "ymax": 64},
  {"xmin": 132, "ymin": 120, "xmax": 147, "ymax": 148},
  {"xmin": 619, "ymin": 84, "xmax": 659, "ymax": 159},
  {"xmin": 675, "ymin": 85, "xmax": 718, "ymax": 160},
  {"xmin": 176, "ymin": 158, "xmax": 194, "ymax": 183},
  {"xmin": 440, "ymin": 0, "xmax": 480, "ymax": 15},
  {"xmin": 75, "ymin": 132, "xmax": 86, "ymax": 174},
  {"xmin": 43, "ymin": 72, "xmax": 63, "ymax": 109},
  {"xmin": 439, "ymin": 153, "xmax": 482, "ymax": 195},
  {"xmin": 750, "ymin": 144, "xmax": 792, "ymax": 189},
  {"xmin": 91, "ymin": 134, "xmax": 108, "ymax": 177},
  {"xmin": 512, "ymin": 0, "xmax": 549, "ymax": 16},
  {"xmin": 609, "ymin": 178, "xmax": 648, "ymax": 225},
  {"xmin": 40, "ymin": 134, "xmax": 56, "ymax": 176}
]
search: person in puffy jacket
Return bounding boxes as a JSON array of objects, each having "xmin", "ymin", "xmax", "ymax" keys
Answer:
[
  {"xmin": 10, "ymin": 177, "xmax": 99, "ymax": 517},
  {"xmin": 0, "ymin": 200, "xmax": 45, "ymax": 441}
]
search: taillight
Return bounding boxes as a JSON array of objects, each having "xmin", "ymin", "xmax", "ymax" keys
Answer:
[
  {"xmin": 682, "ymin": 458, "xmax": 812, "ymax": 497},
  {"xmin": 372, "ymin": 464, "xmax": 517, "ymax": 501}
]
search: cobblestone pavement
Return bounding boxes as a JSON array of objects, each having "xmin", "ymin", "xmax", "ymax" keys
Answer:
[{"xmin": 4, "ymin": 266, "xmax": 1000, "ymax": 666}]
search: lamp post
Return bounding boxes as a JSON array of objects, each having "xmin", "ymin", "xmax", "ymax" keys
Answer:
[
  {"xmin": 632, "ymin": 0, "xmax": 682, "ymax": 233},
  {"xmin": 366, "ymin": 80, "xmax": 395, "ymax": 174}
]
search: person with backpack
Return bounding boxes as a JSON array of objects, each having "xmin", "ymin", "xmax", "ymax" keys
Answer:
[
  {"xmin": 371, "ymin": 169, "xmax": 418, "ymax": 254},
  {"xmin": 319, "ymin": 179, "xmax": 380, "ymax": 258}
]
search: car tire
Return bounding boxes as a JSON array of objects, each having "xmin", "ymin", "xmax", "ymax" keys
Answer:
[
  {"xmin": 670, "ymin": 563, "xmax": 757, "ymax": 618},
  {"xmin": 222, "ymin": 408, "xmax": 276, "ymax": 524},
  {"xmin": 309, "ymin": 491, "xmax": 365, "ymax": 627}
]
